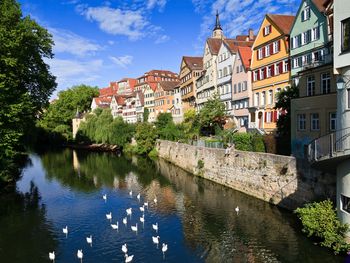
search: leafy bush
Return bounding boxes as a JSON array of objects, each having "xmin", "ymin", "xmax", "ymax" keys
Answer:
[
  {"xmin": 148, "ymin": 148, "xmax": 158, "ymax": 158},
  {"xmin": 252, "ymin": 134, "xmax": 265, "ymax": 152},
  {"xmin": 295, "ymin": 200, "xmax": 350, "ymax": 254},
  {"xmin": 134, "ymin": 123, "xmax": 157, "ymax": 155},
  {"xmin": 108, "ymin": 117, "xmax": 135, "ymax": 148},
  {"xmin": 232, "ymin": 133, "xmax": 253, "ymax": 151}
]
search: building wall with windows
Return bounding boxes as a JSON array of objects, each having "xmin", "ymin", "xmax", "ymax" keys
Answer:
[
  {"xmin": 291, "ymin": 64, "xmax": 337, "ymax": 157},
  {"xmin": 217, "ymin": 42, "xmax": 235, "ymax": 114},
  {"xmin": 290, "ymin": 0, "xmax": 330, "ymax": 78},
  {"xmin": 172, "ymin": 86, "xmax": 183, "ymax": 123},
  {"xmin": 232, "ymin": 47, "xmax": 253, "ymax": 131},
  {"xmin": 250, "ymin": 14, "xmax": 295, "ymax": 132}
]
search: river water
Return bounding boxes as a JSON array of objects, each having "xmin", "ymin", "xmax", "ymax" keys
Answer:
[{"xmin": 0, "ymin": 149, "xmax": 345, "ymax": 263}]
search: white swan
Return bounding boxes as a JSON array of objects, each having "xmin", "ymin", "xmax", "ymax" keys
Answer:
[
  {"xmin": 139, "ymin": 205, "xmax": 145, "ymax": 213},
  {"xmin": 162, "ymin": 243, "xmax": 168, "ymax": 257},
  {"xmin": 131, "ymin": 223, "xmax": 138, "ymax": 233},
  {"xmin": 62, "ymin": 225, "xmax": 68, "ymax": 238},
  {"xmin": 153, "ymin": 197, "xmax": 157, "ymax": 204},
  {"xmin": 122, "ymin": 243, "xmax": 127, "ymax": 254},
  {"xmin": 152, "ymin": 236, "xmax": 160, "ymax": 248},
  {"xmin": 102, "ymin": 194, "xmax": 107, "ymax": 202},
  {"xmin": 123, "ymin": 217, "xmax": 127, "ymax": 226},
  {"xmin": 152, "ymin": 223, "xmax": 158, "ymax": 233},
  {"xmin": 235, "ymin": 206, "xmax": 239, "ymax": 214},
  {"xmin": 126, "ymin": 208, "xmax": 132, "ymax": 217},
  {"xmin": 111, "ymin": 222, "xmax": 119, "ymax": 231},
  {"xmin": 125, "ymin": 254, "xmax": 134, "ymax": 263},
  {"xmin": 137, "ymin": 193, "xmax": 141, "ymax": 201},
  {"xmin": 129, "ymin": 190, "xmax": 133, "ymax": 197},
  {"xmin": 140, "ymin": 215, "xmax": 145, "ymax": 225},
  {"xmin": 144, "ymin": 201, "xmax": 149, "ymax": 209},
  {"xmin": 106, "ymin": 212, "xmax": 112, "ymax": 222},
  {"xmin": 86, "ymin": 235, "xmax": 92, "ymax": 247},
  {"xmin": 77, "ymin": 249, "xmax": 83, "ymax": 263},
  {"xmin": 49, "ymin": 251, "xmax": 55, "ymax": 262}
]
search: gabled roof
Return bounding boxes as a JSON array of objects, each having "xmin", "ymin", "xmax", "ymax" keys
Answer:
[
  {"xmin": 145, "ymin": 70, "xmax": 178, "ymax": 78},
  {"xmin": 312, "ymin": 0, "xmax": 328, "ymax": 12},
  {"xmin": 267, "ymin": 14, "xmax": 295, "ymax": 35},
  {"xmin": 93, "ymin": 97, "xmax": 112, "ymax": 108},
  {"xmin": 224, "ymin": 39, "xmax": 254, "ymax": 53},
  {"xmin": 112, "ymin": 95, "xmax": 125, "ymax": 106},
  {"xmin": 183, "ymin": 56, "xmax": 203, "ymax": 70},
  {"xmin": 237, "ymin": 46, "xmax": 252, "ymax": 70},
  {"xmin": 148, "ymin": 81, "xmax": 158, "ymax": 92},
  {"xmin": 158, "ymin": 81, "xmax": 181, "ymax": 91},
  {"xmin": 99, "ymin": 87, "xmax": 115, "ymax": 97},
  {"xmin": 206, "ymin": 38, "xmax": 224, "ymax": 55}
]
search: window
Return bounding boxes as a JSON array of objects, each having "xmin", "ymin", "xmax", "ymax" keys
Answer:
[
  {"xmin": 321, "ymin": 73, "xmax": 331, "ymax": 94},
  {"xmin": 229, "ymin": 65, "xmax": 232, "ymax": 74},
  {"xmin": 263, "ymin": 25, "xmax": 271, "ymax": 36},
  {"xmin": 236, "ymin": 66, "xmax": 239, "ymax": 73},
  {"xmin": 301, "ymin": 5, "xmax": 310, "ymax": 22},
  {"xmin": 261, "ymin": 91, "xmax": 266, "ymax": 106},
  {"xmin": 238, "ymin": 83, "xmax": 242, "ymax": 92},
  {"xmin": 260, "ymin": 68, "xmax": 265, "ymax": 80},
  {"xmin": 342, "ymin": 18, "xmax": 350, "ymax": 52},
  {"xmin": 341, "ymin": 194, "xmax": 350, "ymax": 214},
  {"xmin": 265, "ymin": 45, "xmax": 270, "ymax": 56},
  {"xmin": 267, "ymin": 66, "xmax": 271, "ymax": 78},
  {"xmin": 253, "ymin": 71, "xmax": 258, "ymax": 81},
  {"xmin": 312, "ymin": 26, "xmax": 320, "ymax": 41},
  {"xmin": 297, "ymin": 114, "xmax": 306, "ymax": 130},
  {"xmin": 266, "ymin": 112, "xmax": 272, "ymax": 123},
  {"xmin": 274, "ymin": 63, "xmax": 280, "ymax": 75},
  {"xmin": 283, "ymin": 60, "xmax": 289, "ymax": 73},
  {"xmin": 268, "ymin": 90, "xmax": 273, "ymax": 105},
  {"xmin": 243, "ymin": 81, "xmax": 247, "ymax": 91},
  {"xmin": 311, "ymin": 113, "xmax": 320, "ymax": 131},
  {"xmin": 223, "ymin": 67, "xmax": 228, "ymax": 76},
  {"xmin": 307, "ymin": 75, "xmax": 315, "ymax": 96},
  {"xmin": 273, "ymin": 41, "xmax": 279, "ymax": 53},
  {"xmin": 240, "ymin": 65, "xmax": 243, "ymax": 72},
  {"xmin": 255, "ymin": 93, "xmax": 259, "ymax": 107},
  {"xmin": 330, "ymin": 112, "xmax": 337, "ymax": 131}
]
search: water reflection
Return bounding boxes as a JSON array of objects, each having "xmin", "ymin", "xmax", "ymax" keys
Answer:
[
  {"xmin": 0, "ymin": 149, "xmax": 343, "ymax": 263},
  {"xmin": 0, "ymin": 181, "xmax": 57, "ymax": 263}
]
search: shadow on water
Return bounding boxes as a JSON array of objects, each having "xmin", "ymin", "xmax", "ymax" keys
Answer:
[{"xmin": 0, "ymin": 180, "xmax": 58, "ymax": 263}]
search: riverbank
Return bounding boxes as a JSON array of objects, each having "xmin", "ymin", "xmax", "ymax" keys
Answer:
[
  {"xmin": 66, "ymin": 143, "xmax": 121, "ymax": 152},
  {"xmin": 156, "ymin": 139, "xmax": 336, "ymax": 211}
]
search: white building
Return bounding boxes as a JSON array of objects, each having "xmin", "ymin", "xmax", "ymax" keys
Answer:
[
  {"xmin": 171, "ymin": 84, "xmax": 183, "ymax": 123},
  {"xmin": 110, "ymin": 95, "xmax": 124, "ymax": 119}
]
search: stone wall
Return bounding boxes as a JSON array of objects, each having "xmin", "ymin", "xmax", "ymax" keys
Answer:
[{"xmin": 156, "ymin": 140, "xmax": 336, "ymax": 210}]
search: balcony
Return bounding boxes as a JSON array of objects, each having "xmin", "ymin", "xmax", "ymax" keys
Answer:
[
  {"xmin": 307, "ymin": 127, "xmax": 350, "ymax": 171},
  {"xmin": 302, "ymin": 54, "xmax": 332, "ymax": 71}
]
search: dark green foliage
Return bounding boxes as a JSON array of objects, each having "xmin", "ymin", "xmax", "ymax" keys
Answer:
[
  {"xmin": 232, "ymin": 133, "xmax": 266, "ymax": 152},
  {"xmin": 0, "ymin": 0, "xmax": 56, "ymax": 183},
  {"xmin": 295, "ymin": 200, "xmax": 350, "ymax": 254},
  {"xmin": 134, "ymin": 123, "xmax": 158, "ymax": 155},
  {"xmin": 275, "ymin": 85, "xmax": 299, "ymax": 154},
  {"xmin": 155, "ymin": 113, "xmax": 173, "ymax": 130},
  {"xmin": 108, "ymin": 117, "xmax": 135, "ymax": 148},
  {"xmin": 143, "ymin": 108, "xmax": 149, "ymax": 122},
  {"xmin": 198, "ymin": 94, "xmax": 226, "ymax": 136},
  {"xmin": 252, "ymin": 134, "xmax": 265, "ymax": 152},
  {"xmin": 94, "ymin": 109, "xmax": 113, "ymax": 143},
  {"xmin": 39, "ymin": 84, "xmax": 99, "ymax": 139}
]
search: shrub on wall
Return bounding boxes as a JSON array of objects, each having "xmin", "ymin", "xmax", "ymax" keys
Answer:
[
  {"xmin": 252, "ymin": 134, "xmax": 265, "ymax": 152},
  {"xmin": 295, "ymin": 200, "xmax": 350, "ymax": 254},
  {"xmin": 232, "ymin": 133, "xmax": 253, "ymax": 151}
]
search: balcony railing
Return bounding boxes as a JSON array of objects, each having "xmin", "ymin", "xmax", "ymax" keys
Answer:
[
  {"xmin": 307, "ymin": 127, "xmax": 350, "ymax": 163},
  {"xmin": 302, "ymin": 54, "xmax": 332, "ymax": 71}
]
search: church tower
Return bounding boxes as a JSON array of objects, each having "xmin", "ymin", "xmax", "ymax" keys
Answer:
[{"xmin": 212, "ymin": 11, "xmax": 224, "ymax": 39}]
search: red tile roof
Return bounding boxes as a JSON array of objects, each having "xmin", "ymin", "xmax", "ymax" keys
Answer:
[
  {"xmin": 99, "ymin": 87, "xmax": 116, "ymax": 97},
  {"xmin": 158, "ymin": 81, "xmax": 181, "ymax": 91},
  {"xmin": 237, "ymin": 46, "xmax": 252, "ymax": 70},
  {"xmin": 267, "ymin": 14, "xmax": 295, "ymax": 35},
  {"xmin": 145, "ymin": 70, "xmax": 178, "ymax": 78},
  {"xmin": 225, "ymin": 39, "xmax": 254, "ymax": 53},
  {"xmin": 183, "ymin": 56, "xmax": 203, "ymax": 70},
  {"xmin": 94, "ymin": 97, "xmax": 112, "ymax": 108},
  {"xmin": 148, "ymin": 81, "xmax": 158, "ymax": 92},
  {"xmin": 206, "ymin": 38, "xmax": 223, "ymax": 55}
]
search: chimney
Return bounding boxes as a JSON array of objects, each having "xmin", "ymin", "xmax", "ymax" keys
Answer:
[{"xmin": 248, "ymin": 28, "xmax": 254, "ymax": 40}]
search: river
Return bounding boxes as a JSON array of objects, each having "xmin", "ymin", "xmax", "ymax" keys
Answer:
[{"xmin": 0, "ymin": 149, "xmax": 345, "ymax": 263}]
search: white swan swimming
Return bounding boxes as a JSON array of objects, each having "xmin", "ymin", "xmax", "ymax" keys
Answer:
[
  {"xmin": 77, "ymin": 249, "xmax": 83, "ymax": 263},
  {"xmin": 62, "ymin": 225, "xmax": 68, "ymax": 238},
  {"xmin": 86, "ymin": 235, "xmax": 92, "ymax": 247},
  {"xmin": 49, "ymin": 251, "xmax": 55, "ymax": 262},
  {"xmin": 152, "ymin": 236, "xmax": 160, "ymax": 248},
  {"xmin": 111, "ymin": 222, "xmax": 119, "ymax": 231},
  {"xmin": 106, "ymin": 212, "xmax": 112, "ymax": 222},
  {"xmin": 125, "ymin": 254, "xmax": 134, "ymax": 263},
  {"xmin": 122, "ymin": 243, "xmax": 127, "ymax": 254},
  {"xmin": 131, "ymin": 223, "xmax": 138, "ymax": 234},
  {"xmin": 152, "ymin": 223, "xmax": 158, "ymax": 233}
]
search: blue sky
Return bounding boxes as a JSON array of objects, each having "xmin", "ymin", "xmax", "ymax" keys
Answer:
[{"xmin": 19, "ymin": 0, "xmax": 300, "ymax": 98}]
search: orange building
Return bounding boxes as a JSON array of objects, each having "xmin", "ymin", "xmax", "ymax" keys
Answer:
[
  {"xmin": 249, "ymin": 14, "xmax": 295, "ymax": 133},
  {"xmin": 154, "ymin": 81, "xmax": 180, "ymax": 117}
]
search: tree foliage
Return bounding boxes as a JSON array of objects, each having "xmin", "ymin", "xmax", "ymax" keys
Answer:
[
  {"xmin": 39, "ymin": 84, "xmax": 99, "ymax": 138},
  {"xmin": 198, "ymin": 94, "xmax": 226, "ymax": 136},
  {"xmin": 295, "ymin": 200, "xmax": 350, "ymax": 254},
  {"xmin": 134, "ymin": 123, "xmax": 157, "ymax": 155},
  {"xmin": 0, "ymin": 0, "xmax": 56, "ymax": 183}
]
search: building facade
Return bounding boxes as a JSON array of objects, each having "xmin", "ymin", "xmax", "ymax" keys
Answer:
[
  {"xmin": 171, "ymin": 84, "xmax": 183, "ymax": 123},
  {"xmin": 250, "ymin": 14, "xmax": 295, "ymax": 133}
]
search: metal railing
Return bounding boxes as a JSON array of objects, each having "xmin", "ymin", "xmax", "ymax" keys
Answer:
[{"xmin": 307, "ymin": 127, "xmax": 350, "ymax": 163}]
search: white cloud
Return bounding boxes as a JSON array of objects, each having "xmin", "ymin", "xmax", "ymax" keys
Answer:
[
  {"xmin": 109, "ymin": 55, "xmax": 133, "ymax": 68},
  {"xmin": 155, "ymin": 34, "xmax": 170, "ymax": 44},
  {"xmin": 50, "ymin": 28, "xmax": 102, "ymax": 56},
  {"xmin": 47, "ymin": 58, "xmax": 103, "ymax": 89},
  {"xmin": 80, "ymin": 6, "xmax": 148, "ymax": 40},
  {"xmin": 146, "ymin": 0, "xmax": 167, "ymax": 11},
  {"xmin": 108, "ymin": 40, "xmax": 115, "ymax": 45}
]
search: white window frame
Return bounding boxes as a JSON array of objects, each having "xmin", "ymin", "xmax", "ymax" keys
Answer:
[
  {"xmin": 265, "ymin": 45, "xmax": 270, "ymax": 57},
  {"xmin": 258, "ymin": 48, "xmax": 263, "ymax": 60},
  {"xmin": 311, "ymin": 113, "xmax": 320, "ymax": 131},
  {"xmin": 297, "ymin": 114, "xmax": 306, "ymax": 131},
  {"xmin": 330, "ymin": 112, "xmax": 337, "ymax": 131}
]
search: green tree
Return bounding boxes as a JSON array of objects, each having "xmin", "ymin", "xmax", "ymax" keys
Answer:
[
  {"xmin": 143, "ymin": 108, "xmax": 149, "ymax": 123},
  {"xmin": 274, "ymin": 85, "xmax": 299, "ymax": 154},
  {"xmin": 198, "ymin": 94, "xmax": 226, "ymax": 136},
  {"xmin": 39, "ymin": 84, "xmax": 99, "ymax": 136},
  {"xmin": 0, "ymin": 0, "xmax": 56, "ymax": 183},
  {"xmin": 108, "ymin": 117, "xmax": 135, "ymax": 148},
  {"xmin": 155, "ymin": 113, "xmax": 173, "ymax": 130},
  {"xmin": 94, "ymin": 109, "xmax": 113, "ymax": 143},
  {"xmin": 134, "ymin": 123, "xmax": 157, "ymax": 155},
  {"xmin": 295, "ymin": 200, "xmax": 350, "ymax": 254}
]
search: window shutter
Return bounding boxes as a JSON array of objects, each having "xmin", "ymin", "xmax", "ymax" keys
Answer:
[
  {"xmin": 264, "ymin": 112, "xmax": 267, "ymax": 121},
  {"xmin": 262, "ymin": 47, "xmax": 265, "ymax": 57},
  {"xmin": 273, "ymin": 111, "xmax": 278, "ymax": 122},
  {"xmin": 257, "ymin": 51, "xmax": 260, "ymax": 60},
  {"xmin": 269, "ymin": 25, "xmax": 272, "ymax": 34},
  {"xmin": 271, "ymin": 65, "xmax": 275, "ymax": 77},
  {"xmin": 263, "ymin": 69, "xmax": 267, "ymax": 79},
  {"xmin": 270, "ymin": 43, "xmax": 274, "ymax": 54},
  {"xmin": 279, "ymin": 62, "xmax": 283, "ymax": 73},
  {"xmin": 257, "ymin": 71, "xmax": 260, "ymax": 81},
  {"xmin": 277, "ymin": 40, "xmax": 281, "ymax": 52}
]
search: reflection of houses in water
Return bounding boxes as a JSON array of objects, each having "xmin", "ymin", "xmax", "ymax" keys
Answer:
[
  {"xmin": 72, "ymin": 150, "xmax": 80, "ymax": 174},
  {"xmin": 113, "ymin": 176, "xmax": 119, "ymax": 189},
  {"xmin": 93, "ymin": 175, "xmax": 98, "ymax": 187}
]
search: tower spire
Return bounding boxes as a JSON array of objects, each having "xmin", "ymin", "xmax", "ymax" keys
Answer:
[{"xmin": 214, "ymin": 10, "xmax": 222, "ymax": 31}]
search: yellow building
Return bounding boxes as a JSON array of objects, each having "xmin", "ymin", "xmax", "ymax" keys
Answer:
[{"xmin": 250, "ymin": 14, "xmax": 295, "ymax": 133}]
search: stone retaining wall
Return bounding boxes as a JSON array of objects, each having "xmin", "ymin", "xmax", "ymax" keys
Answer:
[{"xmin": 156, "ymin": 140, "xmax": 336, "ymax": 210}]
